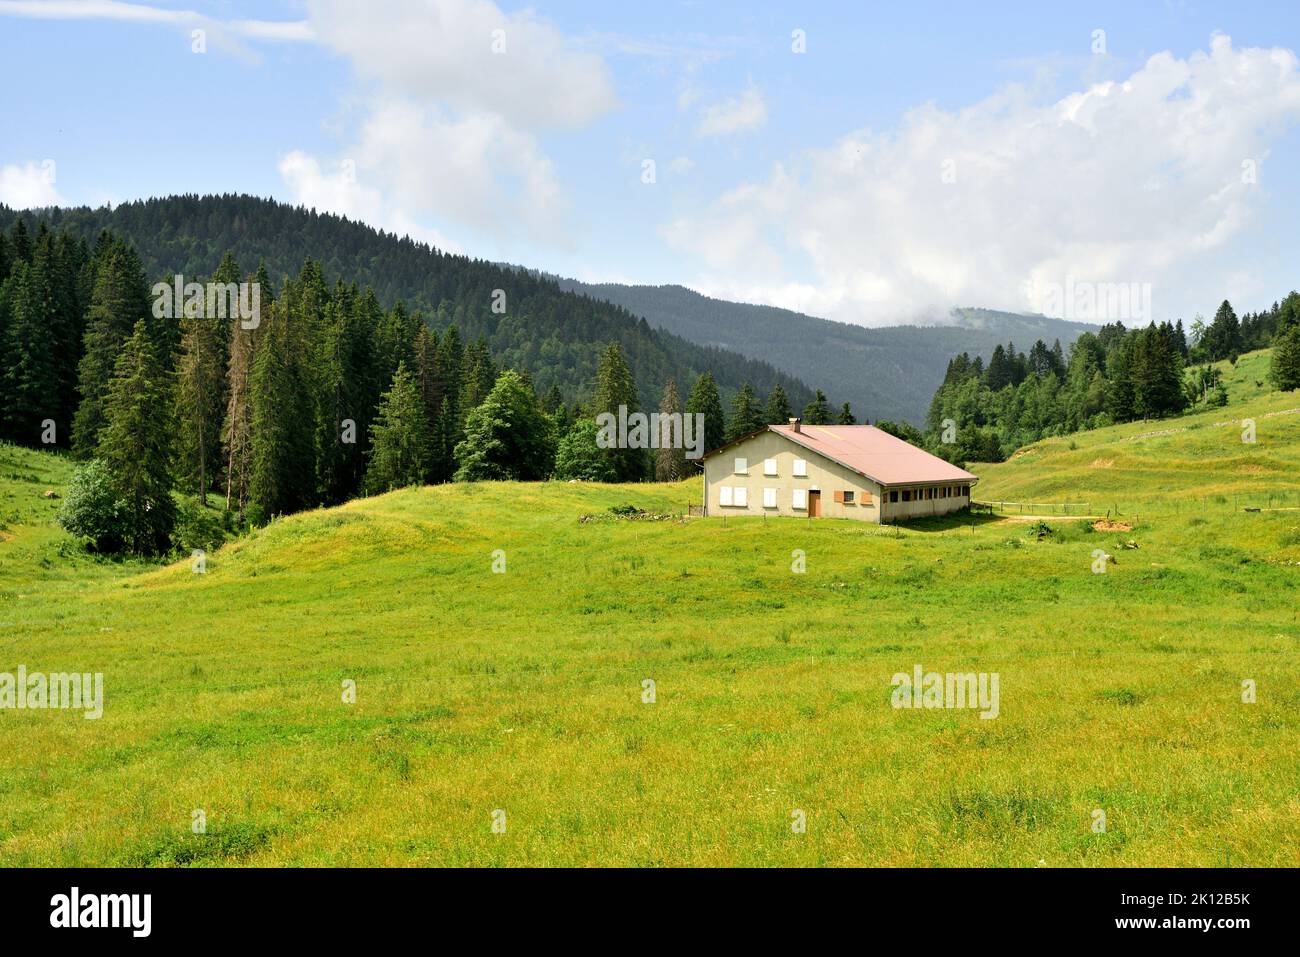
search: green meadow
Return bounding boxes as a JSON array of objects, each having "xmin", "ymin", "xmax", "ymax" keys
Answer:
[{"xmin": 1, "ymin": 349, "xmax": 1298, "ymax": 866}]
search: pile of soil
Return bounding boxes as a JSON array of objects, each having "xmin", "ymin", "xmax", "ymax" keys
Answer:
[{"xmin": 1092, "ymin": 520, "xmax": 1132, "ymax": 532}]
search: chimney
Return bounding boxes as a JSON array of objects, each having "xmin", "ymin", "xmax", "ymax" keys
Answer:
[{"xmin": 789, "ymin": 417, "xmax": 801, "ymax": 433}]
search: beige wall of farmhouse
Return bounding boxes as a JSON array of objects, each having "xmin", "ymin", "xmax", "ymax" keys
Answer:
[{"xmin": 702, "ymin": 430, "xmax": 971, "ymax": 523}]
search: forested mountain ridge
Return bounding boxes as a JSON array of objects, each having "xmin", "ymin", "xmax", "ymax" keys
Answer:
[
  {"xmin": 0, "ymin": 195, "xmax": 812, "ymax": 412},
  {"xmin": 547, "ymin": 279, "xmax": 1099, "ymax": 425}
]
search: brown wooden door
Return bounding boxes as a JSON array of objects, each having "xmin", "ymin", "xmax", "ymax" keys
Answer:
[{"xmin": 808, "ymin": 490, "xmax": 821, "ymax": 517}]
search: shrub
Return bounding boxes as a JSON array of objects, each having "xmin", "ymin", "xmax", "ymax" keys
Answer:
[
  {"xmin": 56, "ymin": 460, "xmax": 129, "ymax": 552},
  {"xmin": 171, "ymin": 500, "xmax": 228, "ymax": 556}
]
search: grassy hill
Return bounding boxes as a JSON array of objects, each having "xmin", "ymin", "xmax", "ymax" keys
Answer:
[
  {"xmin": 2, "ymin": 361, "xmax": 1298, "ymax": 866},
  {"xmin": 976, "ymin": 350, "xmax": 1300, "ymax": 510}
]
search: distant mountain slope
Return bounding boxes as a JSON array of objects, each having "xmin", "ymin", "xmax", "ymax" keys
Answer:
[
  {"xmin": 0, "ymin": 196, "xmax": 813, "ymax": 412},
  {"xmin": 551, "ymin": 281, "xmax": 1098, "ymax": 425}
]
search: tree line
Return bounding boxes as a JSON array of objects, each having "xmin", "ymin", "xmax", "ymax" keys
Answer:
[
  {"xmin": 0, "ymin": 220, "xmax": 853, "ymax": 556},
  {"xmin": 0, "ymin": 196, "xmax": 812, "ymax": 415},
  {"xmin": 924, "ymin": 294, "xmax": 1300, "ymax": 464}
]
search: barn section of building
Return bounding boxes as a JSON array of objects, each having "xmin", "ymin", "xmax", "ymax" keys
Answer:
[{"xmin": 700, "ymin": 421, "xmax": 978, "ymax": 523}]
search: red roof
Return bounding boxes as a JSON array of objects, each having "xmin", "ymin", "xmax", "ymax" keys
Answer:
[{"xmin": 756, "ymin": 424, "xmax": 978, "ymax": 487}]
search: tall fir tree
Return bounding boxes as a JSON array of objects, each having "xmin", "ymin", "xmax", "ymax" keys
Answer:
[
  {"xmin": 430, "ymin": 323, "xmax": 463, "ymax": 481},
  {"xmin": 413, "ymin": 323, "xmax": 442, "ymax": 482},
  {"xmin": 97, "ymin": 320, "xmax": 176, "ymax": 555},
  {"xmin": 654, "ymin": 378, "xmax": 689, "ymax": 482},
  {"xmin": 1204, "ymin": 300, "xmax": 1242, "ymax": 361},
  {"xmin": 175, "ymin": 253, "xmax": 236, "ymax": 503},
  {"xmin": 2, "ymin": 260, "xmax": 56, "ymax": 444},
  {"xmin": 222, "ymin": 262, "xmax": 269, "ymax": 521},
  {"xmin": 365, "ymin": 361, "xmax": 431, "ymax": 493},
  {"xmin": 764, "ymin": 383, "xmax": 792, "ymax": 424},
  {"xmin": 248, "ymin": 300, "xmax": 315, "ymax": 519},
  {"xmin": 72, "ymin": 238, "xmax": 150, "ymax": 456},
  {"xmin": 802, "ymin": 389, "xmax": 833, "ymax": 425},
  {"xmin": 837, "ymin": 402, "xmax": 856, "ymax": 425},
  {"xmin": 1269, "ymin": 324, "xmax": 1300, "ymax": 392},
  {"xmin": 686, "ymin": 371, "xmax": 726, "ymax": 453},
  {"xmin": 591, "ymin": 342, "xmax": 645, "ymax": 481},
  {"xmin": 726, "ymin": 381, "xmax": 765, "ymax": 440}
]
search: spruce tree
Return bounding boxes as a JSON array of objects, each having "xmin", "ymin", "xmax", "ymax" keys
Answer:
[
  {"xmin": 837, "ymin": 402, "xmax": 856, "ymax": 425},
  {"xmin": 802, "ymin": 389, "xmax": 833, "ymax": 425},
  {"xmin": 764, "ymin": 383, "xmax": 792, "ymax": 424},
  {"xmin": 686, "ymin": 372, "xmax": 725, "ymax": 453},
  {"xmin": 248, "ymin": 304, "xmax": 314, "ymax": 519},
  {"xmin": 175, "ymin": 256, "xmax": 234, "ymax": 503},
  {"xmin": 726, "ymin": 381, "xmax": 764, "ymax": 440},
  {"xmin": 97, "ymin": 321, "xmax": 175, "ymax": 555},
  {"xmin": 431, "ymin": 323, "xmax": 463, "ymax": 481},
  {"xmin": 1270, "ymin": 324, "xmax": 1300, "ymax": 392},
  {"xmin": 413, "ymin": 324, "xmax": 442, "ymax": 482},
  {"xmin": 72, "ymin": 239, "xmax": 150, "ymax": 456},
  {"xmin": 592, "ymin": 342, "xmax": 644, "ymax": 481},
  {"xmin": 1, "ymin": 261, "xmax": 59, "ymax": 444},
  {"xmin": 1205, "ymin": 300, "xmax": 1242, "ymax": 361},
  {"xmin": 655, "ymin": 378, "xmax": 688, "ymax": 482},
  {"xmin": 365, "ymin": 361, "xmax": 431, "ymax": 493}
]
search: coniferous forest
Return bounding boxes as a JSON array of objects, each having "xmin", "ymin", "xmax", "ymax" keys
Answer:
[
  {"xmin": 923, "ymin": 295, "xmax": 1300, "ymax": 464},
  {"xmin": 0, "ymin": 203, "xmax": 842, "ymax": 557}
]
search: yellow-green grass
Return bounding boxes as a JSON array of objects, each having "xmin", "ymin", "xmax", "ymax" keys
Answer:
[
  {"xmin": 1, "ymin": 357, "xmax": 1299, "ymax": 866},
  {"xmin": 975, "ymin": 350, "xmax": 1300, "ymax": 513}
]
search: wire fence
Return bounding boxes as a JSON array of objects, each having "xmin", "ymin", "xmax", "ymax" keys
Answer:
[
  {"xmin": 975, "ymin": 490, "xmax": 1300, "ymax": 518},
  {"xmin": 972, "ymin": 500, "xmax": 1093, "ymax": 516}
]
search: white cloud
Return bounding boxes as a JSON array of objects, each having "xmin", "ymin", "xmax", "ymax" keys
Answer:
[
  {"xmin": 278, "ymin": 149, "xmax": 461, "ymax": 254},
  {"xmin": 0, "ymin": 161, "xmax": 65, "ymax": 209},
  {"xmin": 0, "ymin": 0, "xmax": 314, "ymax": 56},
  {"xmin": 304, "ymin": 0, "xmax": 615, "ymax": 131},
  {"xmin": 665, "ymin": 36, "xmax": 1300, "ymax": 326},
  {"xmin": 697, "ymin": 84, "xmax": 767, "ymax": 136},
  {"xmin": 278, "ymin": 0, "xmax": 615, "ymax": 248},
  {"xmin": 668, "ymin": 156, "xmax": 695, "ymax": 175}
]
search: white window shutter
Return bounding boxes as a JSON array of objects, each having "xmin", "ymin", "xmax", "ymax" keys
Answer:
[
  {"xmin": 735, "ymin": 487, "xmax": 748, "ymax": 507},
  {"xmin": 793, "ymin": 489, "xmax": 808, "ymax": 510},
  {"xmin": 764, "ymin": 458, "xmax": 777, "ymax": 476},
  {"xmin": 763, "ymin": 487, "xmax": 777, "ymax": 509},
  {"xmin": 719, "ymin": 486, "xmax": 733, "ymax": 506},
  {"xmin": 734, "ymin": 457, "xmax": 747, "ymax": 475},
  {"xmin": 793, "ymin": 458, "xmax": 807, "ymax": 477}
]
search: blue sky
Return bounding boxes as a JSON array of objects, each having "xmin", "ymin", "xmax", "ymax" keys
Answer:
[{"xmin": 2, "ymin": 0, "xmax": 1299, "ymax": 327}]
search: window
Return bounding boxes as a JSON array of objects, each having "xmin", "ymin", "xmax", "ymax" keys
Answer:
[
  {"xmin": 861, "ymin": 491, "xmax": 873, "ymax": 505},
  {"xmin": 902, "ymin": 490, "xmax": 912, "ymax": 502},
  {"xmin": 763, "ymin": 487, "xmax": 777, "ymax": 509},
  {"xmin": 734, "ymin": 486, "xmax": 748, "ymax": 507},
  {"xmin": 843, "ymin": 490, "xmax": 855, "ymax": 504},
  {"xmin": 719, "ymin": 486, "xmax": 733, "ymax": 507},
  {"xmin": 734, "ymin": 457, "xmax": 748, "ymax": 475},
  {"xmin": 792, "ymin": 488, "xmax": 808, "ymax": 510},
  {"xmin": 888, "ymin": 490, "xmax": 899, "ymax": 503},
  {"xmin": 793, "ymin": 458, "xmax": 807, "ymax": 477},
  {"xmin": 763, "ymin": 458, "xmax": 777, "ymax": 477}
]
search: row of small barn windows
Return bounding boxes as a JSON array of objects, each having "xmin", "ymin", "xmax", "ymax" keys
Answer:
[
  {"xmin": 733, "ymin": 457, "xmax": 807, "ymax": 478},
  {"xmin": 719, "ymin": 484, "xmax": 972, "ymax": 508},
  {"xmin": 888, "ymin": 485, "xmax": 970, "ymax": 503},
  {"xmin": 718, "ymin": 486, "xmax": 825, "ymax": 509}
]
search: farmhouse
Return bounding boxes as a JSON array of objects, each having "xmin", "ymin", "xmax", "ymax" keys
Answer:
[{"xmin": 701, "ymin": 420, "xmax": 977, "ymax": 523}]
